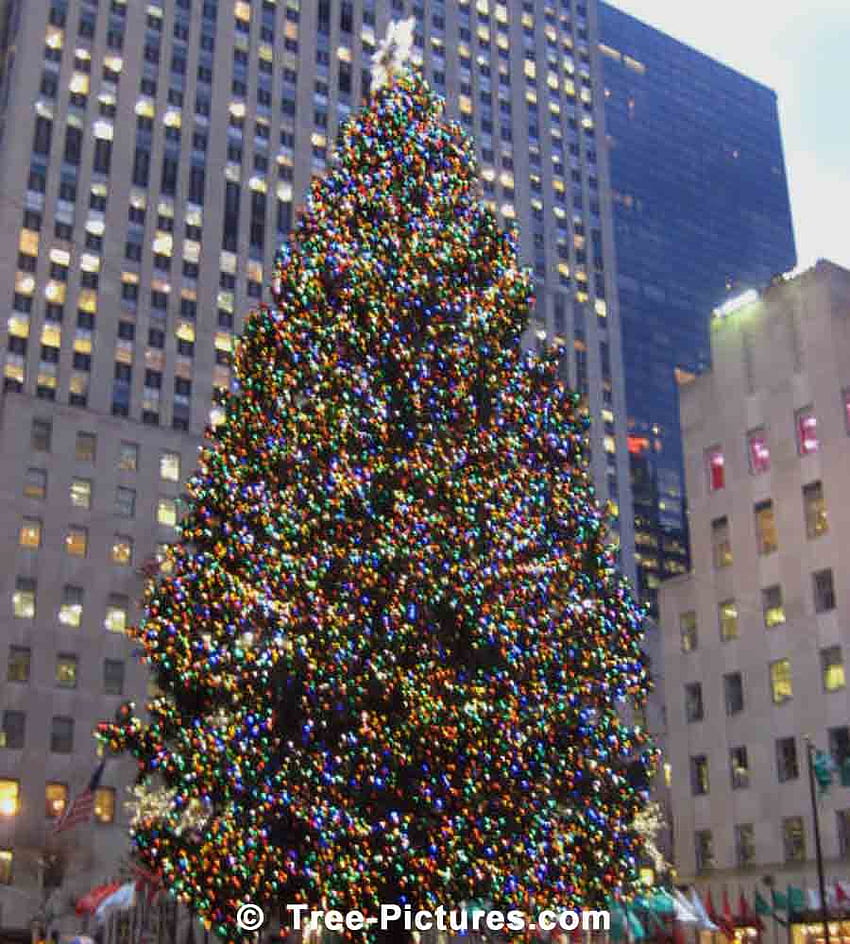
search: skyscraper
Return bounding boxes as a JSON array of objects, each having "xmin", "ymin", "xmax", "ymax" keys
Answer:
[
  {"xmin": 0, "ymin": 0, "xmax": 630, "ymax": 928},
  {"xmin": 598, "ymin": 3, "xmax": 796, "ymax": 613}
]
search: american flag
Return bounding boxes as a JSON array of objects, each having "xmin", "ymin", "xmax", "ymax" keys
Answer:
[{"xmin": 53, "ymin": 761, "xmax": 105, "ymax": 834}]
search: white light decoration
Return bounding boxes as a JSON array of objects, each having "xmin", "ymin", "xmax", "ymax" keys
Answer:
[
  {"xmin": 713, "ymin": 288, "xmax": 758, "ymax": 319},
  {"xmin": 370, "ymin": 17, "xmax": 415, "ymax": 91}
]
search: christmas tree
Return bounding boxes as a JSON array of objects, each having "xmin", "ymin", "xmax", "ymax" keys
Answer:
[{"xmin": 100, "ymin": 29, "xmax": 654, "ymax": 942}]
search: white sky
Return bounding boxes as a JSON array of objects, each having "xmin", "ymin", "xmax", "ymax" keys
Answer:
[{"xmin": 610, "ymin": 0, "xmax": 850, "ymax": 272}]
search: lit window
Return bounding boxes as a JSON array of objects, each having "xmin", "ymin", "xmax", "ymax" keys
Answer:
[
  {"xmin": 59, "ymin": 585, "xmax": 84, "ymax": 627},
  {"xmin": 65, "ymin": 526, "xmax": 88, "ymax": 557},
  {"xmin": 690, "ymin": 754, "xmax": 709, "ymax": 794},
  {"xmin": 0, "ymin": 781, "xmax": 19, "ymax": 816},
  {"xmin": 157, "ymin": 497, "xmax": 178, "ymax": 527},
  {"xmin": 730, "ymin": 746, "xmax": 749, "ymax": 790},
  {"xmin": 754, "ymin": 500, "xmax": 778, "ymax": 555},
  {"xmin": 802, "ymin": 481, "xmax": 828, "ymax": 539},
  {"xmin": 796, "ymin": 408, "xmax": 819, "ymax": 455},
  {"xmin": 747, "ymin": 428, "xmax": 770, "ymax": 474},
  {"xmin": 118, "ymin": 441, "xmax": 138, "ymax": 472},
  {"xmin": 104, "ymin": 594, "xmax": 128, "ymax": 634},
  {"xmin": 706, "ymin": 446, "xmax": 724, "ymax": 491},
  {"xmin": 70, "ymin": 477, "xmax": 92, "ymax": 509},
  {"xmin": 762, "ymin": 585, "xmax": 786, "ymax": 628},
  {"xmin": 55, "ymin": 654, "xmax": 78, "ymax": 689},
  {"xmin": 12, "ymin": 578, "xmax": 36, "ymax": 619},
  {"xmin": 19, "ymin": 517, "xmax": 41, "ymax": 548},
  {"xmin": 111, "ymin": 535, "xmax": 133, "ymax": 566},
  {"xmin": 94, "ymin": 787, "xmax": 115, "ymax": 823},
  {"xmin": 822, "ymin": 647, "xmax": 846, "ymax": 692},
  {"xmin": 23, "ymin": 468, "xmax": 47, "ymax": 500},
  {"xmin": 7, "ymin": 647, "xmax": 30, "ymax": 683},
  {"xmin": 782, "ymin": 816, "xmax": 805, "ymax": 863},
  {"xmin": 75, "ymin": 431, "xmax": 97, "ymax": 462},
  {"xmin": 770, "ymin": 658, "xmax": 793, "ymax": 704},
  {"xmin": 0, "ymin": 850, "xmax": 10, "ymax": 886},
  {"xmin": 680, "ymin": 611, "xmax": 697, "ymax": 652},
  {"xmin": 45, "ymin": 783, "xmax": 68, "ymax": 819},
  {"xmin": 718, "ymin": 600, "xmax": 738, "ymax": 641},
  {"xmin": 711, "ymin": 516, "xmax": 732, "ymax": 568},
  {"xmin": 695, "ymin": 830, "xmax": 714, "ymax": 872}
]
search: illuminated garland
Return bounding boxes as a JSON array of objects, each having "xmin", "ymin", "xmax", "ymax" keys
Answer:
[{"xmin": 99, "ymin": 69, "xmax": 655, "ymax": 941}]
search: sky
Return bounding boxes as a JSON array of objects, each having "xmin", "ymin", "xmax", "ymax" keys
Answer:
[{"xmin": 611, "ymin": 0, "xmax": 850, "ymax": 272}]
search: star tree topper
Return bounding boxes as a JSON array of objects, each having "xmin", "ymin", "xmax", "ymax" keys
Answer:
[{"xmin": 371, "ymin": 17, "xmax": 415, "ymax": 91}]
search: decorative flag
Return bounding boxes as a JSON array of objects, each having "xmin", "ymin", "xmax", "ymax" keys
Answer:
[
  {"xmin": 722, "ymin": 888, "xmax": 736, "ymax": 934},
  {"xmin": 54, "ymin": 761, "xmax": 105, "ymax": 834},
  {"xmin": 813, "ymin": 751, "xmax": 834, "ymax": 795},
  {"xmin": 130, "ymin": 861, "xmax": 162, "ymax": 905},
  {"xmin": 75, "ymin": 881, "xmax": 122, "ymax": 916},
  {"xmin": 672, "ymin": 889, "xmax": 700, "ymax": 924},
  {"xmin": 689, "ymin": 889, "xmax": 719, "ymax": 932},
  {"xmin": 755, "ymin": 892, "xmax": 773, "ymax": 918},
  {"xmin": 95, "ymin": 882, "xmax": 135, "ymax": 921},
  {"xmin": 772, "ymin": 889, "xmax": 789, "ymax": 912},
  {"xmin": 739, "ymin": 891, "xmax": 764, "ymax": 931},
  {"xmin": 835, "ymin": 881, "xmax": 850, "ymax": 905},
  {"xmin": 788, "ymin": 886, "xmax": 806, "ymax": 914}
]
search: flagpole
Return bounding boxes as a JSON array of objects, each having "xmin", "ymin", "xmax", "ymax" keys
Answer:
[{"xmin": 806, "ymin": 738, "xmax": 831, "ymax": 944}]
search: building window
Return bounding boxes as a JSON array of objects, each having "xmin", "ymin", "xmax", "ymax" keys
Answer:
[
  {"xmin": 724, "ymin": 672, "xmax": 744, "ymax": 715},
  {"xmin": 822, "ymin": 646, "xmax": 846, "ymax": 692},
  {"xmin": 65, "ymin": 526, "xmax": 88, "ymax": 557},
  {"xmin": 0, "ymin": 780, "xmax": 19, "ymax": 816},
  {"xmin": 695, "ymin": 830, "xmax": 714, "ymax": 872},
  {"xmin": 796, "ymin": 408, "xmax": 819, "ymax": 455},
  {"xmin": 803, "ymin": 481, "xmax": 828, "ymax": 539},
  {"xmin": 711, "ymin": 516, "xmax": 732, "ymax": 568},
  {"xmin": 94, "ymin": 787, "xmax": 116, "ymax": 824},
  {"xmin": 32, "ymin": 418, "xmax": 52, "ymax": 451},
  {"xmin": 75, "ymin": 431, "xmax": 97, "ymax": 462},
  {"xmin": 70, "ymin": 477, "xmax": 92, "ymax": 509},
  {"xmin": 813, "ymin": 568, "xmax": 836, "ymax": 613},
  {"xmin": 829, "ymin": 727, "xmax": 850, "ymax": 770},
  {"xmin": 105, "ymin": 594, "xmax": 128, "ymax": 633},
  {"xmin": 782, "ymin": 816, "xmax": 806, "ymax": 863},
  {"xmin": 1, "ymin": 712, "xmax": 25, "ymax": 750},
  {"xmin": 838, "ymin": 810, "xmax": 850, "ymax": 858},
  {"xmin": 747, "ymin": 428, "xmax": 770, "ymax": 474},
  {"xmin": 115, "ymin": 486, "xmax": 136, "ymax": 518},
  {"xmin": 112, "ymin": 535, "xmax": 133, "ymax": 566},
  {"xmin": 55, "ymin": 654, "xmax": 78, "ymax": 689},
  {"xmin": 685, "ymin": 682, "xmax": 703, "ymax": 723},
  {"xmin": 762, "ymin": 585, "xmax": 786, "ymax": 627},
  {"xmin": 157, "ymin": 497, "xmax": 178, "ymax": 527},
  {"xmin": 706, "ymin": 446, "xmax": 725, "ymax": 491},
  {"xmin": 735, "ymin": 823, "xmax": 756, "ymax": 867},
  {"xmin": 19, "ymin": 517, "xmax": 42, "ymax": 548},
  {"xmin": 776, "ymin": 736, "xmax": 799, "ymax": 782},
  {"xmin": 45, "ymin": 782, "xmax": 68, "ymax": 819},
  {"xmin": 0, "ymin": 850, "xmax": 11, "ymax": 885},
  {"xmin": 160, "ymin": 450, "xmax": 181, "ymax": 481},
  {"xmin": 770, "ymin": 658, "xmax": 793, "ymax": 704},
  {"xmin": 12, "ymin": 578, "xmax": 36, "ymax": 619},
  {"xmin": 680, "ymin": 611, "xmax": 697, "ymax": 652},
  {"xmin": 690, "ymin": 755, "xmax": 709, "ymax": 795},
  {"xmin": 718, "ymin": 599, "xmax": 738, "ymax": 641},
  {"xmin": 50, "ymin": 716, "xmax": 74, "ymax": 753},
  {"xmin": 118, "ymin": 441, "xmax": 138, "ymax": 471},
  {"xmin": 59, "ymin": 585, "xmax": 84, "ymax": 627},
  {"xmin": 730, "ymin": 746, "xmax": 749, "ymax": 790},
  {"xmin": 24, "ymin": 468, "xmax": 47, "ymax": 500},
  {"xmin": 7, "ymin": 646, "xmax": 31, "ymax": 683},
  {"xmin": 754, "ymin": 500, "xmax": 778, "ymax": 555},
  {"xmin": 104, "ymin": 659, "xmax": 125, "ymax": 695}
]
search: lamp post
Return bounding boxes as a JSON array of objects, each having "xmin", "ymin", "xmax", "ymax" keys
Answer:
[{"xmin": 805, "ymin": 737, "xmax": 830, "ymax": 944}]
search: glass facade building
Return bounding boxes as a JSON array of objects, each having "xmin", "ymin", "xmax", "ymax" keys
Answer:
[{"xmin": 598, "ymin": 3, "xmax": 796, "ymax": 612}]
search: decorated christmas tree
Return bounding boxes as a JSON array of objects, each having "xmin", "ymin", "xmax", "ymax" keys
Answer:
[{"xmin": 100, "ymin": 24, "xmax": 655, "ymax": 941}]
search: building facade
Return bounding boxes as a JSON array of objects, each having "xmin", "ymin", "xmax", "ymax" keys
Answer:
[
  {"xmin": 598, "ymin": 3, "xmax": 797, "ymax": 614},
  {"xmin": 0, "ymin": 0, "xmax": 633, "ymax": 929},
  {"xmin": 661, "ymin": 262, "xmax": 850, "ymax": 902}
]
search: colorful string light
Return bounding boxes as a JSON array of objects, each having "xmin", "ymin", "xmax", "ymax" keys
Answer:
[{"xmin": 99, "ymin": 69, "xmax": 655, "ymax": 942}]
